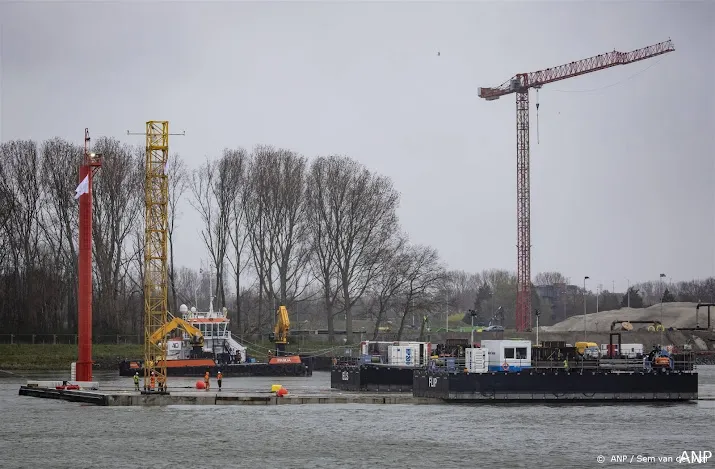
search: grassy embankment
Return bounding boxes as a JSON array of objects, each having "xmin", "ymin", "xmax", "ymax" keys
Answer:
[
  {"xmin": 0, "ymin": 344, "xmax": 142, "ymax": 371},
  {"xmin": 0, "ymin": 339, "xmax": 341, "ymax": 370}
]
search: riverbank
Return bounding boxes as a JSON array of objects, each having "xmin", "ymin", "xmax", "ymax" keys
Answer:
[{"xmin": 0, "ymin": 344, "xmax": 142, "ymax": 370}]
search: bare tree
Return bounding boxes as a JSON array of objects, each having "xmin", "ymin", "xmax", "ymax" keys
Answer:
[
  {"xmin": 534, "ymin": 271, "xmax": 567, "ymax": 286},
  {"xmin": 395, "ymin": 245, "xmax": 445, "ymax": 340},
  {"xmin": 166, "ymin": 153, "xmax": 190, "ymax": 314},
  {"xmin": 223, "ymin": 150, "xmax": 250, "ymax": 335},
  {"xmin": 369, "ymin": 235, "xmax": 408, "ymax": 340},
  {"xmin": 190, "ymin": 150, "xmax": 242, "ymax": 310},
  {"xmin": 243, "ymin": 145, "xmax": 311, "ymax": 319},
  {"xmin": 0, "ymin": 159, "xmax": 16, "ymax": 270},
  {"xmin": 39, "ymin": 138, "xmax": 84, "ymax": 331},
  {"xmin": 1, "ymin": 141, "xmax": 43, "ymax": 331},
  {"xmin": 174, "ymin": 266, "xmax": 201, "ymax": 307},
  {"xmin": 91, "ymin": 137, "xmax": 143, "ymax": 333},
  {"xmin": 310, "ymin": 155, "xmax": 400, "ymax": 343},
  {"xmin": 306, "ymin": 157, "xmax": 342, "ymax": 342}
]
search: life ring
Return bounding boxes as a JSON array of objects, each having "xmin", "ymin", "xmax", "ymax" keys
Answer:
[{"xmin": 502, "ymin": 362, "xmax": 509, "ymax": 371}]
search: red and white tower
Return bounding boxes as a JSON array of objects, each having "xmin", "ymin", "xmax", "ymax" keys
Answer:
[{"xmin": 75, "ymin": 128, "xmax": 101, "ymax": 381}]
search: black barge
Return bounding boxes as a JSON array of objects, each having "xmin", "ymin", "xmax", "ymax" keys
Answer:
[
  {"xmin": 332, "ymin": 339, "xmax": 699, "ymax": 402},
  {"xmin": 412, "ymin": 368, "xmax": 698, "ymax": 402}
]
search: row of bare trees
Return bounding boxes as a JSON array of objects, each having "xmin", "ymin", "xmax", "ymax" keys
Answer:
[
  {"xmin": 2, "ymin": 138, "xmax": 713, "ymax": 340},
  {"xmin": 0, "ymin": 139, "xmax": 446, "ymax": 342},
  {"xmin": 185, "ymin": 148, "xmax": 446, "ymax": 342}
]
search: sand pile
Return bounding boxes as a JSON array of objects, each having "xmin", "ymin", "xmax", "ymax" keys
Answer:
[{"xmin": 541, "ymin": 302, "xmax": 711, "ymax": 332}]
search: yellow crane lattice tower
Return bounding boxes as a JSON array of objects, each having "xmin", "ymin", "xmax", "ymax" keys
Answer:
[{"xmin": 143, "ymin": 121, "xmax": 169, "ymax": 391}]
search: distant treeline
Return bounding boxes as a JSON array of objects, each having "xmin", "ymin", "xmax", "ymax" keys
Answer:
[
  {"xmin": 1, "ymin": 138, "xmax": 712, "ymax": 341},
  {"xmin": 447, "ymin": 271, "xmax": 715, "ymax": 327}
]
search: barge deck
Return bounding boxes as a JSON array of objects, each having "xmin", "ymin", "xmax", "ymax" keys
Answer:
[{"xmin": 18, "ymin": 385, "xmax": 435, "ymax": 406}]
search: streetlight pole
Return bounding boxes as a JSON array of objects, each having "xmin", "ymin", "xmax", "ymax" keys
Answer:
[
  {"xmin": 660, "ymin": 273, "xmax": 666, "ymax": 345},
  {"xmin": 445, "ymin": 292, "xmax": 449, "ymax": 333},
  {"xmin": 626, "ymin": 278, "xmax": 630, "ymax": 308},
  {"xmin": 535, "ymin": 309, "xmax": 540, "ymax": 346},
  {"xmin": 583, "ymin": 276, "xmax": 590, "ymax": 342}
]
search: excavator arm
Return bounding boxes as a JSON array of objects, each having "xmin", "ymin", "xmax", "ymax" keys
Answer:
[
  {"xmin": 149, "ymin": 317, "xmax": 204, "ymax": 346},
  {"xmin": 269, "ymin": 305, "xmax": 301, "ymax": 362},
  {"xmin": 273, "ymin": 305, "xmax": 290, "ymax": 344}
]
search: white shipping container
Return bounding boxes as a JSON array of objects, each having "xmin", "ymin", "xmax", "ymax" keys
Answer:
[
  {"xmin": 466, "ymin": 347, "xmax": 489, "ymax": 373},
  {"xmin": 388, "ymin": 345, "xmax": 420, "ymax": 367},
  {"xmin": 361, "ymin": 341, "xmax": 430, "ymax": 365}
]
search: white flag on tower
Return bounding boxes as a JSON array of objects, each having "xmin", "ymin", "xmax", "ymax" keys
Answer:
[{"xmin": 74, "ymin": 175, "xmax": 89, "ymax": 200}]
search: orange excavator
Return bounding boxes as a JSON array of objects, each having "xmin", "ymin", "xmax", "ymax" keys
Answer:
[{"xmin": 268, "ymin": 305, "xmax": 301, "ymax": 364}]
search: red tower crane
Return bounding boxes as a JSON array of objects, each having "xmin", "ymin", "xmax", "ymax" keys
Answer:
[{"xmin": 478, "ymin": 40, "xmax": 675, "ymax": 332}]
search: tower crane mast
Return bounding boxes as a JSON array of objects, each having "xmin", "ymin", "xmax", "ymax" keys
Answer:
[
  {"xmin": 127, "ymin": 121, "xmax": 184, "ymax": 392},
  {"xmin": 478, "ymin": 40, "xmax": 675, "ymax": 332}
]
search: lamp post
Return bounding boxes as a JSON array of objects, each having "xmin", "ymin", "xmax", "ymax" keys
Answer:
[
  {"xmin": 583, "ymin": 276, "xmax": 590, "ymax": 341},
  {"xmin": 535, "ymin": 309, "xmax": 540, "ymax": 346},
  {"xmin": 445, "ymin": 292, "xmax": 449, "ymax": 333},
  {"xmin": 626, "ymin": 278, "xmax": 630, "ymax": 308},
  {"xmin": 660, "ymin": 273, "xmax": 666, "ymax": 345}
]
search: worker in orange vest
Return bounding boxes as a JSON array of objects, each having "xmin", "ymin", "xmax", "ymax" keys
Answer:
[
  {"xmin": 217, "ymin": 370, "xmax": 223, "ymax": 391},
  {"xmin": 150, "ymin": 371, "xmax": 156, "ymax": 391},
  {"xmin": 204, "ymin": 370, "xmax": 210, "ymax": 391}
]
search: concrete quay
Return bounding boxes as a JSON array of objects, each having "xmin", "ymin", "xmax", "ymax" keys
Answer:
[{"xmin": 18, "ymin": 385, "xmax": 439, "ymax": 406}]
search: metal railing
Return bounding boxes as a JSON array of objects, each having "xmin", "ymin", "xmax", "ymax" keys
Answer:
[{"xmin": 422, "ymin": 353, "xmax": 698, "ymax": 373}]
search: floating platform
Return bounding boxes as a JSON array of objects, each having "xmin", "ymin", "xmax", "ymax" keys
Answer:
[
  {"xmin": 331, "ymin": 364, "xmax": 416, "ymax": 392},
  {"xmin": 413, "ymin": 369, "xmax": 699, "ymax": 402},
  {"xmin": 18, "ymin": 385, "xmax": 436, "ymax": 406}
]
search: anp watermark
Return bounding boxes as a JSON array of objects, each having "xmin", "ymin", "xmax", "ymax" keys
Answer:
[{"xmin": 596, "ymin": 451, "xmax": 712, "ymax": 464}]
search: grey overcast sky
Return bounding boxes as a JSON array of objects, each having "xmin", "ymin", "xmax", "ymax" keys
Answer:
[{"xmin": 1, "ymin": 1, "xmax": 713, "ymax": 292}]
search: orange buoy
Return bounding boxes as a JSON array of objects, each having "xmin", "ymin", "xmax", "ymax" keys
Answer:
[
  {"xmin": 195, "ymin": 380, "xmax": 206, "ymax": 390},
  {"xmin": 276, "ymin": 387, "xmax": 288, "ymax": 397}
]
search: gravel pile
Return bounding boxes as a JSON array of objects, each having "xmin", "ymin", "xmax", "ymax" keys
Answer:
[{"xmin": 541, "ymin": 302, "xmax": 709, "ymax": 332}]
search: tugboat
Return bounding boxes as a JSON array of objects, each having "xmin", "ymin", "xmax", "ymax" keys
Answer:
[{"xmin": 119, "ymin": 303, "xmax": 311, "ymax": 377}]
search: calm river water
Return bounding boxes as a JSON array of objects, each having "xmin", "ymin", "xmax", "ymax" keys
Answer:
[{"xmin": 1, "ymin": 368, "xmax": 714, "ymax": 468}]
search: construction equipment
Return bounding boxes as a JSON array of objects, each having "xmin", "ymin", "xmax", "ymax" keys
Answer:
[
  {"xmin": 267, "ymin": 305, "xmax": 303, "ymax": 365},
  {"xmin": 478, "ymin": 40, "xmax": 675, "ymax": 332},
  {"xmin": 610, "ymin": 320, "xmax": 663, "ymax": 331},
  {"xmin": 127, "ymin": 121, "xmax": 184, "ymax": 393},
  {"xmin": 269, "ymin": 305, "xmax": 290, "ymax": 355},
  {"xmin": 148, "ymin": 316, "xmax": 204, "ymax": 347}
]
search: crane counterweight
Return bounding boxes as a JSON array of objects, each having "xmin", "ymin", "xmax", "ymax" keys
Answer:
[{"xmin": 478, "ymin": 40, "xmax": 675, "ymax": 332}]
